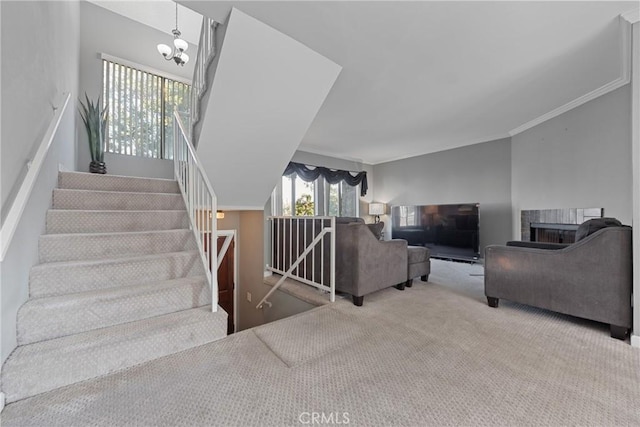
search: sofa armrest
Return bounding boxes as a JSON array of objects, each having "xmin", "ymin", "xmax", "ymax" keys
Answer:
[
  {"xmin": 356, "ymin": 233, "xmax": 408, "ymax": 293},
  {"xmin": 335, "ymin": 224, "xmax": 408, "ymax": 297}
]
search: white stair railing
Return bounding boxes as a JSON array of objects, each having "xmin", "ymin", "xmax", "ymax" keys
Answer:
[
  {"xmin": 173, "ymin": 111, "xmax": 218, "ymax": 312},
  {"xmin": 190, "ymin": 16, "xmax": 218, "ymax": 141},
  {"xmin": 1, "ymin": 92, "xmax": 71, "ymax": 261},
  {"xmin": 259, "ymin": 216, "xmax": 336, "ymax": 309}
]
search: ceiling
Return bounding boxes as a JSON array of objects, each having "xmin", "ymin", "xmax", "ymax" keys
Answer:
[
  {"xmin": 93, "ymin": 1, "xmax": 638, "ymax": 165},
  {"xmin": 87, "ymin": 0, "xmax": 203, "ymax": 45}
]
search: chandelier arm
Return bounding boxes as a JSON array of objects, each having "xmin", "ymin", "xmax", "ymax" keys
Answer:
[{"xmin": 157, "ymin": 3, "xmax": 187, "ymax": 66}]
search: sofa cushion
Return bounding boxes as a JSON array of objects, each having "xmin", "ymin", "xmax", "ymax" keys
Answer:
[{"xmin": 575, "ymin": 218, "xmax": 622, "ymax": 242}]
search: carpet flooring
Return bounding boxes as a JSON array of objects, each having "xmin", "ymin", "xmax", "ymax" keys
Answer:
[{"xmin": 2, "ymin": 259, "xmax": 639, "ymax": 426}]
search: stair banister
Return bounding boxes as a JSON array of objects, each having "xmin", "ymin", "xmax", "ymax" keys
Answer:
[
  {"xmin": 172, "ymin": 110, "xmax": 218, "ymax": 312},
  {"xmin": 259, "ymin": 216, "xmax": 336, "ymax": 309},
  {"xmin": 190, "ymin": 16, "xmax": 218, "ymax": 142},
  {"xmin": 0, "ymin": 93, "xmax": 71, "ymax": 261}
]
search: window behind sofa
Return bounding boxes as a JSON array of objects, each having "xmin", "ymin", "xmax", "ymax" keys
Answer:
[
  {"xmin": 274, "ymin": 174, "xmax": 359, "ymax": 217},
  {"xmin": 102, "ymin": 57, "xmax": 191, "ymax": 160}
]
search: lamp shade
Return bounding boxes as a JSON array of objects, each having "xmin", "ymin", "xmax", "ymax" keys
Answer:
[
  {"xmin": 173, "ymin": 38, "xmax": 188, "ymax": 52},
  {"xmin": 180, "ymin": 52, "xmax": 189, "ymax": 64},
  {"xmin": 157, "ymin": 43, "xmax": 171, "ymax": 56},
  {"xmin": 368, "ymin": 203, "xmax": 385, "ymax": 216}
]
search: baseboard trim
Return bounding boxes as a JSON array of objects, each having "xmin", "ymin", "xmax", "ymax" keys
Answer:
[{"xmin": 631, "ymin": 334, "xmax": 640, "ymax": 348}]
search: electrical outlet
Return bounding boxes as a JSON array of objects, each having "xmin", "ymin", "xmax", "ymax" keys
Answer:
[{"xmin": 247, "ymin": 292, "xmax": 252, "ymax": 302}]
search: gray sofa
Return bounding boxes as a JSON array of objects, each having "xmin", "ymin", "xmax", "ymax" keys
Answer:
[
  {"xmin": 335, "ymin": 217, "xmax": 408, "ymax": 306},
  {"xmin": 484, "ymin": 218, "xmax": 632, "ymax": 339}
]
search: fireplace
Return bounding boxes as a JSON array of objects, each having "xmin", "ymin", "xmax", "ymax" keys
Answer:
[
  {"xmin": 521, "ymin": 208, "xmax": 603, "ymax": 243},
  {"xmin": 530, "ymin": 223, "xmax": 579, "ymax": 244}
]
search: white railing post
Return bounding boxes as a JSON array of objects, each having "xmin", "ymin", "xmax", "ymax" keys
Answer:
[{"xmin": 330, "ymin": 216, "xmax": 336, "ymax": 302}]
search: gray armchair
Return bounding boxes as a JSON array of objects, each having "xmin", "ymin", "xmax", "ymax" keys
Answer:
[
  {"xmin": 484, "ymin": 219, "xmax": 632, "ymax": 339},
  {"xmin": 335, "ymin": 218, "xmax": 408, "ymax": 306}
]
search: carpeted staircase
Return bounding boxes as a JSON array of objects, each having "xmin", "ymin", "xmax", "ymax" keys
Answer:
[{"xmin": 1, "ymin": 171, "xmax": 227, "ymax": 403}]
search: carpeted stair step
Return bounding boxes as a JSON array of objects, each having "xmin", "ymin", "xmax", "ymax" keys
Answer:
[
  {"xmin": 17, "ymin": 276, "xmax": 211, "ymax": 345},
  {"xmin": 30, "ymin": 251, "xmax": 204, "ymax": 297},
  {"xmin": 46, "ymin": 209, "xmax": 188, "ymax": 234},
  {"xmin": 58, "ymin": 171, "xmax": 180, "ymax": 194},
  {"xmin": 39, "ymin": 229, "xmax": 197, "ymax": 263},
  {"xmin": 1, "ymin": 305, "xmax": 227, "ymax": 403},
  {"xmin": 52, "ymin": 189, "xmax": 185, "ymax": 211}
]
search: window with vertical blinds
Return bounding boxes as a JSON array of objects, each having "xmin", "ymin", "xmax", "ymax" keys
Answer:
[{"xmin": 102, "ymin": 59, "xmax": 191, "ymax": 160}]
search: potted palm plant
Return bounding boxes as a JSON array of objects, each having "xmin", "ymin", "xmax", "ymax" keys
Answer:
[{"xmin": 79, "ymin": 94, "xmax": 108, "ymax": 174}]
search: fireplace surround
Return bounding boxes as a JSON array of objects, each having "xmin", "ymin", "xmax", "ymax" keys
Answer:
[{"xmin": 521, "ymin": 208, "xmax": 603, "ymax": 243}]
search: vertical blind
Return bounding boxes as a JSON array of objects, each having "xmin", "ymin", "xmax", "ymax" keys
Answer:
[{"xmin": 102, "ymin": 59, "xmax": 191, "ymax": 160}]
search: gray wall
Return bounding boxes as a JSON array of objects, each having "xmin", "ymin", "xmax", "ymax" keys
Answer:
[
  {"xmin": 0, "ymin": 1, "xmax": 80, "ymax": 363},
  {"xmin": 78, "ymin": 1, "xmax": 193, "ymax": 178},
  {"xmin": 373, "ymin": 138, "xmax": 513, "ymax": 254},
  {"xmin": 1, "ymin": 0, "xmax": 80, "ymax": 215},
  {"xmin": 511, "ymin": 85, "xmax": 632, "ymax": 237}
]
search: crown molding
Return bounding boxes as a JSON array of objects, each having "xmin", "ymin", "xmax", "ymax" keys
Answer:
[
  {"xmin": 295, "ymin": 146, "xmax": 369, "ymax": 165},
  {"xmin": 510, "ymin": 13, "xmax": 633, "ymax": 137},
  {"xmin": 370, "ymin": 133, "xmax": 511, "ymax": 165},
  {"xmin": 302, "ymin": 133, "xmax": 510, "ymax": 166},
  {"xmin": 508, "ymin": 77, "xmax": 629, "ymax": 136},
  {"xmin": 621, "ymin": 8, "xmax": 639, "ymax": 24}
]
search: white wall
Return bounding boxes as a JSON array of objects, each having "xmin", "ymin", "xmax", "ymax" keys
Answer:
[
  {"xmin": 102, "ymin": 153, "xmax": 173, "ymax": 180},
  {"xmin": 373, "ymin": 138, "xmax": 513, "ymax": 253},
  {"xmin": 197, "ymin": 8, "xmax": 342, "ymax": 210},
  {"xmin": 0, "ymin": 0, "xmax": 80, "ymax": 363},
  {"xmin": 511, "ymin": 85, "xmax": 632, "ymax": 237},
  {"xmin": 1, "ymin": 0, "xmax": 80, "ymax": 216},
  {"xmin": 78, "ymin": 1, "xmax": 194, "ymax": 178}
]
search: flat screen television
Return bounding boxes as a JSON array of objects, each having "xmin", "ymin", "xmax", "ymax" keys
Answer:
[{"xmin": 391, "ymin": 203, "xmax": 480, "ymax": 261}]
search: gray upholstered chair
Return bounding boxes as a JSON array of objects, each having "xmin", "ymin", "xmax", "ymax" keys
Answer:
[
  {"xmin": 335, "ymin": 218, "xmax": 408, "ymax": 306},
  {"xmin": 484, "ymin": 218, "xmax": 632, "ymax": 339}
]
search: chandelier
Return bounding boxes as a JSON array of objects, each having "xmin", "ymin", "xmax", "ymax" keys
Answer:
[{"xmin": 157, "ymin": 3, "xmax": 189, "ymax": 66}]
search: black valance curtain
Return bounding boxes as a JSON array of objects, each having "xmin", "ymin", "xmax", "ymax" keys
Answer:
[{"xmin": 283, "ymin": 162, "xmax": 368, "ymax": 197}]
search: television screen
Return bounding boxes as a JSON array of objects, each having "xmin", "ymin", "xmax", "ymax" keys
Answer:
[{"xmin": 391, "ymin": 203, "xmax": 480, "ymax": 261}]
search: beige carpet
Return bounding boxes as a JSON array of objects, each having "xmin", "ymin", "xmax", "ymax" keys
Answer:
[
  {"xmin": 2, "ymin": 259, "xmax": 639, "ymax": 426},
  {"xmin": 1, "ymin": 172, "xmax": 227, "ymax": 404}
]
